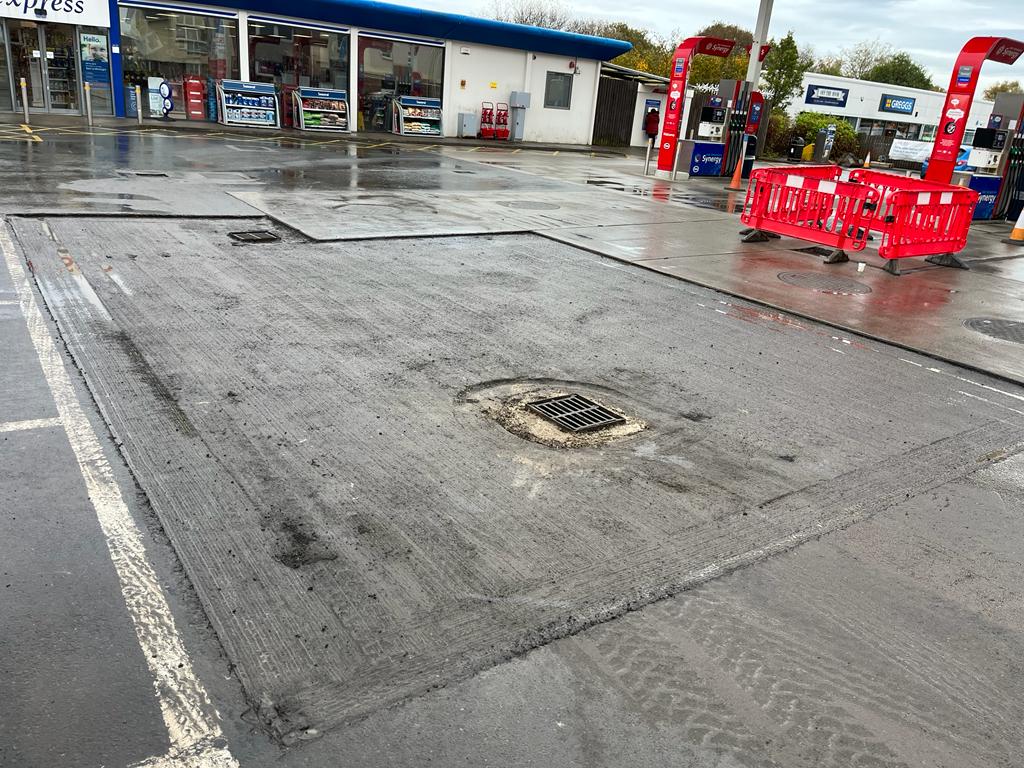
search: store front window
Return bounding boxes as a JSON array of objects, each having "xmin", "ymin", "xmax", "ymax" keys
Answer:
[
  {"xmin": 249, "ymin": 22, "xmax": 348, "ymax": 91},
  {"xmin": 119, "ymin": 6, "xmax": 239, "ymax": 118},
  {"xmin": 357, "ymin": 35, "xmax": 442, "ymax": 131}
]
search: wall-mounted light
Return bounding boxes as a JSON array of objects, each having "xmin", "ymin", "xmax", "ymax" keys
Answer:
[{"xmin": 34, "ymin": 8, "xmax": 46, "ymax": 17}]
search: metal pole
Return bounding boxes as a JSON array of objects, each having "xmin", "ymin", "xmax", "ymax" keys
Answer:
[
  {"xmin": 20, "ymin": 78, "xmax": 29, "ymax": 125},
  {"xmin": 644, "ymin": 137, "xmax": 653, "ymax": 176},
  {"xmin": 135, "ymin": 85, "xmax": 143, "ymax": 125},
  {"xmin": 84, "ymin": 82, "xmax": 93, "ymax": 126},
  {"xmin": 744, "ymin": 0, "xmax": 775, "ymax": 87},
  {"xmin": 671, "ymin": 139, "xmax": 683, "ymax": 180}
]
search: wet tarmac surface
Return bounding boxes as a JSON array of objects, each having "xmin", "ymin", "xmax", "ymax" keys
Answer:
[{"xmin": 3, "ymin": 121, "xmax": 1024, "ymax": 768}]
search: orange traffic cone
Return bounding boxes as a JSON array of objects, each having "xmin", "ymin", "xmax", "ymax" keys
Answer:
[
  {"xmin": 862, "ymin": 152, "xmax": 871, "ymax": 169},
  {"xmin": 1007, "ymin": 204, "xmax": 1024, "ymax": 245},
  {"xmin": 725, "ymin": 135, "xmax": 748, "ymax": 192}
]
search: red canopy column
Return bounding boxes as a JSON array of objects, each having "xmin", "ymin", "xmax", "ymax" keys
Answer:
[
  {"xmin": 655, "ymin": 37, "xmax": 735, "ymax": 173},
  {"xmin": 925, "ymin": 37, "xmax": 1024, "ymax": 184}
]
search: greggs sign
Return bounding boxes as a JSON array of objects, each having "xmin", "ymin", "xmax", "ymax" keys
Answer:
[{"xmin": 0, "ymin": 0, "xmax": 109, "ymax": 27}]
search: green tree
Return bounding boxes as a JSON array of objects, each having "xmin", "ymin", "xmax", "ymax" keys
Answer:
[
  {"xmin": 794, "ymin": 112, "xmax": 859, "ymax": 156},
  {"xmin": 814, "ymin": 54, "xmax": 843, "ymax": 76},
  {"xmin": 863, "ymin": 52, "xmax": 934, "ymax": 90},
  {"xmin": 840, "ymin": 40, "xmax": 893, "ymax": 79},
  {"xmin": 585, "ymin": 21, "xmax": 675, "ymax": 76},
  {"xmin": 760, "ymin": 31, "xmax": 812, "ymax": 112},
  {"xmin": 687, "ymin": 22, "xmax": 752, "ymax": 88},
  {"xmin": 984, "ymin": 79, "xmax": 1023, "ymax": 100}
]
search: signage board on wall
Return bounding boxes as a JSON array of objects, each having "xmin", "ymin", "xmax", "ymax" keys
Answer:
[
  {"xmin": 888, "ymin": 139, "xmax": 933, "ymax": 162},
  {"xmin": 879, "ymin": 94, "xmax": 916, "ymax": 115},
  {"xmin": 80, "ymin": 33, "xmax": 109, "ymax": 85},
  {"xmin": 644, "ymin": 98, "xmax": 661, "ymax": 112},
  {"xmin": 805, "ymin": 84, "xmax": 849, "ymax": 108},
  {"xmin": 0, "ymin": 0, "xmax": 109, "ymax": 28}
]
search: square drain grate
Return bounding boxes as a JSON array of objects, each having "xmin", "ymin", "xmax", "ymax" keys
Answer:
[
  {"xmin": 527, "ymin": 394, "xmax": 626, "ymax": 433},
  {"xmin": 228, "ymin": 230, "xmax": 280, "ymax": 243}
]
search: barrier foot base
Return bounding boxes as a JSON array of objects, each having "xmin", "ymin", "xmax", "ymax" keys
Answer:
[
  {"xmin": 822, "ymin": 249, "xmax": 849, "ymax": 265},
  {"xmin": 740, "ymin": 228, "xmax": 775, "ymax": 243},
  {"xmin": 924, "ymin": 252, "xmax": 969, "ymax": 270},
  {"xmin": 883, "ymin": 259, "xmax": 902, "ymax": 276},
  {"xmin": 738, "ymin": 227, "xmax": 780, "ymax": 239}
]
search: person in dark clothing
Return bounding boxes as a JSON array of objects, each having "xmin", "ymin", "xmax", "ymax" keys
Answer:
[{"xmin": 643, "ymin": 108, "xmax": 660, "ymax": 142}]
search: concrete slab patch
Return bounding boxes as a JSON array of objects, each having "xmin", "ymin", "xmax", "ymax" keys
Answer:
[
  {"xmin": 230, "ymin": 187, "xmax": 729, "ymax": 241},
  {"xmin": 15, "ymin": 217, "xmax": 1024, "ymax": 742}
]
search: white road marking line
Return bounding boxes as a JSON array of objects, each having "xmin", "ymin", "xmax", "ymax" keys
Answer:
[
  {"xmin": 904, "ymin": 358, "xmax": 1024, "ymax": 404},
  {"xmin": 957, "ymin": 390, "xmax": 1024, "ymax": 417},
  {"xmin": 0, "ymin": 416, "xmax": 62, "ymax": 433},
  {"xmin": 1, "ymin": 226, "xmax": 238, "ymax": 768}
]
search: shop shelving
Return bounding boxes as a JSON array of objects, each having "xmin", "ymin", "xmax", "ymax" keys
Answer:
[
  {"xmin": 217, "ymin": 79, "xmax": 280, "ymax": 129},
  {"xmin": 292, "ymin": 87, "xmax": 349, "ymax": 133},
  {"xmin": 391, "ymin": 96, "xmax": 442, "ymax": 137}
]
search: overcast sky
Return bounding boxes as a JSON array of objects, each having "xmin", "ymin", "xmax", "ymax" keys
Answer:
[{"xmin": 416, "ymin": 0, "xmax": 1024, "ymax": 93}]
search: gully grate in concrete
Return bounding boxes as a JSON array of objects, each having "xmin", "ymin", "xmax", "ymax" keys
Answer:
[
  {"xmin": 228, "ymin": 230, "xmax": 280, "ymax": 243},
  {"xmin": 778, "ymin": 271, "xmax": 872, "ymax": 296},
  {"xmin": 963, "ymin": 317, "xmax": 1024, "ymax": 345},
  {"xmin": 527, "ymin": 394, "xmax": 626, "ymax": 433}
]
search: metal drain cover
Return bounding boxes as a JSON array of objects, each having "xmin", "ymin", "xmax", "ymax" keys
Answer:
[
  {"xmin": 777, "ymin": 271, "xmax": 872, "ymax": 295},
  {"xmin": 228, "ymin": 230, "xmax": 280, "ymax": 243},
  {"xmin": 497, "ymin": 200, "xmax": 561, "ymax": 211},
  {"xmin": 964, "ymin": 317, "xmax": 1024, "ymax": 344},
  {"xmin": 526, "ymin": 394, "xmax": 626, "ymax": 433}
]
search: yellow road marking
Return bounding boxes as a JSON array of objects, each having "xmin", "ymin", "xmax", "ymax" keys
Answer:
[{"xmin": 20, "ymin": 124, "xmax": 32, "ymax": 134}]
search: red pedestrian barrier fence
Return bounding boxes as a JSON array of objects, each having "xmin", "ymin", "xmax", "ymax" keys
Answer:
[{"xmin": 741, "ymin": 166, "xmax": 979, "ymax": 274}]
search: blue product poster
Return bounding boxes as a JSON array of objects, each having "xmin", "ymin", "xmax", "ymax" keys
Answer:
[{"xmin": 79, "ymin": 33, "xmax": 109, "ymax": 84}]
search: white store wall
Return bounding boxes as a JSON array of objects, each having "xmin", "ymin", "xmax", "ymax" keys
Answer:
[
  {"xmin": 526, "ymin": 54, "xmax": 600, "ymax": 145},
  {"xmin": 790, "ymin": 72, "xmax": 994, "ymax": 133},
  {"xmin": 443, "ymin": 43, "xmax": 600, "ymax": 144},
  {"xmin": 443, "ymin": 42, "xmax": 529, "ymax": 136}
]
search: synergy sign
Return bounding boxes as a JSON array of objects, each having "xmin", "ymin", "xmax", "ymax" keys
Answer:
[
  {"xmin": 879, "ymin": 94, "xmax": 916, "ymax": 115},
  {"xmin": 0, "ymin": 0, "xmax": 109, "ymax": 27},
  {"xmin": 805, "ymin": 85, "xmax": 849, "ymax": 108}
]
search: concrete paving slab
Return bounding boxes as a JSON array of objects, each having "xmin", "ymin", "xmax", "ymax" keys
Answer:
[
  {"xmin": 14, "ymin": 216, "xmax": 1024, "ymax": 743},
  {"xmin": 542, "ymin": 223, "xmax": 1024, "ymax": 384},
  {"xmin": 229, "ymin": 186, "xmax": 728, "ymax": 241}
]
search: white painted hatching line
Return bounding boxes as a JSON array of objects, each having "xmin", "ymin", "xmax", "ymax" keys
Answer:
[
  {"xmin": 0, "ymin": 416, "xmax": 62, "ymax": 433},
  {"xmin": 0, "ymin": 226, "xmax": 238, "ymax": 768},
  {"xmin": 899, "ymin": 357, "xmax": 1024, "ymax": 404}
]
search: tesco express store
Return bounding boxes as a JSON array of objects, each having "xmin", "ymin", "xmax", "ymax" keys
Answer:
[{"xmin": 0, "ymin": 0, "xmax": 629, "ymax": 143}]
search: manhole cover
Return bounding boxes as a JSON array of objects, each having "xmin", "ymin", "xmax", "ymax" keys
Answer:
[
  {"xmin": 497, "ymin": 200, "xmax": 561, "ymax": 211},
  {"xmin": 777, "ymin": 271, "xmax": 872, "ymax": 295},
  {"xmin": 526, "ymin": 394, "xmax": 626, "ymax": 433},
  {"xmin": 228, "ymin": 230, "xmax": 280, "ymax": 243},
  {"xmin": 963, "ymin": 317, "xmax": 1024, "ymax": 344}
]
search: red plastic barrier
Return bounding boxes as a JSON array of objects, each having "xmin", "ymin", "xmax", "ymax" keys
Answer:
[
  {"xmin": 848, "ymin": 169, "xmax": 978, "ymax": 259},
  {"xmin": 741, "ymin": 166, "xmax": 979, "ymax": 270},
  {"xmin": 741, "ymin": 167, "xmax": 878, "ymax": 253}
]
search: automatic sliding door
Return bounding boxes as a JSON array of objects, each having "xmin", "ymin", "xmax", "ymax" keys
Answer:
[{"xmin": 8, "ymin": 20, "xmax": 45, "ymax": 110}]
